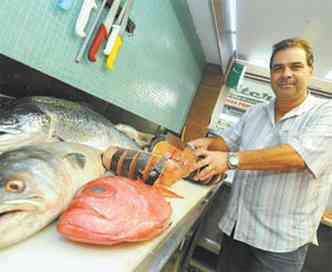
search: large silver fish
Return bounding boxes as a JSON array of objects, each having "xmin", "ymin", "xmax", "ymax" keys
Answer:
[
  {"xmin": 0, "ymin": 96, "xmax": 140, "ymax": 153},
  {"xmin": 0, "ymin": 142, "xmax": 105, "ymax": 249}
]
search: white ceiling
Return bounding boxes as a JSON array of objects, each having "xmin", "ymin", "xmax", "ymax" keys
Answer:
[{"xmin": 187, "ymin": 0, "xmax": 332, "ymax": 81}]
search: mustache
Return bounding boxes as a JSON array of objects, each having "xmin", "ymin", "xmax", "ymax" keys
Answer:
[{"xmin": 277, "ymin": 80, "xmax": 296, "ymax": 86}]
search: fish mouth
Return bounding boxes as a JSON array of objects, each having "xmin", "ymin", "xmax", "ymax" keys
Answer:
[
  {"xmin": 57, "ymin": 208, "xmax": 116, "ymax": 244},
  {"xmin": 58, "ymin": 207, "xmax": 108, "ymax": 231},
  {"xmin": 0, "ymin": 209, "xmax": 39, "ymax": 249},
  {"xmin": 0, "ymin": 210, "xmax": 26, "ymax": 222},
  {"xmin": 0, "ymin": 197, "xmax": 54, "ymax": 249},
  {"xmin": 0, "ymin": 198, "xmax": 45, "ymax": 222}
]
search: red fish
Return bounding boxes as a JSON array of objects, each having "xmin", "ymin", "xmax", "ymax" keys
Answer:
[{"xmin": 57, "ymin": 176, "xmax": 172, "ymax": 245}]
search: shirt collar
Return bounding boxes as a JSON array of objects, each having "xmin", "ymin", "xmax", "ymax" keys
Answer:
[{"xmin": 266, "ymin": 92, "xmax": 319, "ymax": 123}]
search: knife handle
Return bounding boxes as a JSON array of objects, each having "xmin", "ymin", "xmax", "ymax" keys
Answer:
[
  {"xmin": 104, "ymin": 25, "xmax": 120, "ymax": 55},
  {"xmin": 105, "ymin": 36, "xmax": 123, "ymax": 70},
  {"xmin": 88, "ymin": 24, "xmax": 108, "ymax": 62},
  {"xmin": 75, "ymin": 0, "xmax": 97, "ymax": 38}
]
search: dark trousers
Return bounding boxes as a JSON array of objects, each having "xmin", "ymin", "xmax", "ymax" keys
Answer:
[{"xmin": 217, "ymin": 231, "xmax": 309, "ymax": 272}]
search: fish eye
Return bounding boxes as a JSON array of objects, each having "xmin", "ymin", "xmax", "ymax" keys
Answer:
[
  {"xmin": 90, "ymin": 186, "xmax": 106, "ymax": 193},
  {"xmin": 5, "ymin": 180, "xmax": 26, "ymax": 193}
]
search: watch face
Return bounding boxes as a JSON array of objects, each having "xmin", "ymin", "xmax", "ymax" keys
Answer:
[
  {"xmin": 228, "ymin": 153, "xmax": 239, "ymax": 168},
  {"xmin": 229, "ymin": 156, "xmax": 238, "ymax": 165}
]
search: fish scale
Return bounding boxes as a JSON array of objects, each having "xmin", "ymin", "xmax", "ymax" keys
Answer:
[{"xmin": 0, "ymin": 96, "xmax": 140, "ymax": 153}]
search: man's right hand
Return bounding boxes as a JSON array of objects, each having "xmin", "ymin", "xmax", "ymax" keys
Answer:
[{"xmin": 190, "ymin": 149, "xmax": 229, "ymax": 181}]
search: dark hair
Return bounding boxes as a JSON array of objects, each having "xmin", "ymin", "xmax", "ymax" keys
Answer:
[{"xmin": 269, "ymin": 38, "xmax": 314, "ymax": 69}]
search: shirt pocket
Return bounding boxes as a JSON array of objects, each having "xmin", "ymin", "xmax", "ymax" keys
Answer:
[{"xmin": 278, "ymin": 119, "xmax": 299, "ymax": 143}]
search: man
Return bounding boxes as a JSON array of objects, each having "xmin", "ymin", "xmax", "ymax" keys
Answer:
[{"xmin": 189, "ymin": 38, "xmax": 332, "ymax": 272}]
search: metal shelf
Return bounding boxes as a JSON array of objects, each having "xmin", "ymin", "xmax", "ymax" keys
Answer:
[
  {"xmin": 189, "ymin": 245, "xmax": 218, "ymax": 272},
  {"xmin": 198, "ymin": 238, "xmax": 221, "ymax": 255},
  {"xmin": 189, "ymin": 258, "xmax": 216, "ymax": 272}
]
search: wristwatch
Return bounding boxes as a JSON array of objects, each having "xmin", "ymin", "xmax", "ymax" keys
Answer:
[{"xmin": 227, "ymin": 152, "xmax": 239, "ymax": 170}]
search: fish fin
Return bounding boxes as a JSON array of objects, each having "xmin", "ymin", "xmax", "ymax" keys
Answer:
[
  {"xmin": 64, "ymin": 153, "xmax": 87, "ymax": 169},
  {"xmin": 115, "ymin": 123, "xmax": 155, "ymax": 148},
  {"xmin": 154, "ymin": 183, "xmax": 184, "ymax": 199}
]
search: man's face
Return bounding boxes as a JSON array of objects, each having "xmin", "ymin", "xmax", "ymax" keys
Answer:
[{"xmin": 270, "ymin": 47, "xmax": 313, "ymax": 100}]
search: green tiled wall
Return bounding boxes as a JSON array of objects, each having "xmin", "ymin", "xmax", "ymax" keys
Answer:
[{"xmin": 0, "ymin": 0, "xmax": 205, "ymax": 132}]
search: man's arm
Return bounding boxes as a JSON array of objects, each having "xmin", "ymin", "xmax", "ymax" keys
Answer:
[
  {"xmin": 192, "ymin": 144, "xmax": 305, "ymax": 181},
  {"xmin": 238, "ymin": 144, "xmax": 305, "ymax": 171}
]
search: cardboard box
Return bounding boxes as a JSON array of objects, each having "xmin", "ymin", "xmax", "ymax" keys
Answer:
[{"xmin": 182, "ymin": 64, "xmax": 224, "ymax": 142}]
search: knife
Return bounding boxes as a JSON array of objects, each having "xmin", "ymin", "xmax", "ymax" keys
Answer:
[
  {"xmin": 104, "ymin": 0, "xmax": 134, "ymax": 69},
  {"xmin": 75, "ymin": 0, "xmax": 108, "ymax": 63},
  {"xmin": 75, "ymin": 0, "xmax": 97, "ymax": 38},
  {"xmin": 88, "ymin": 0, "xmax": 121, "ymax": 62},
  {"xmin": 106, "ymin": 0, "xmax": 136, "ymax": 34}
]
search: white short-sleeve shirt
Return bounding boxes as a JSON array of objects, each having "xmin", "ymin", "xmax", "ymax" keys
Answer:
[{"xmin": 219, "ymin": 94, "xmax": 332, "ymax": 252}]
